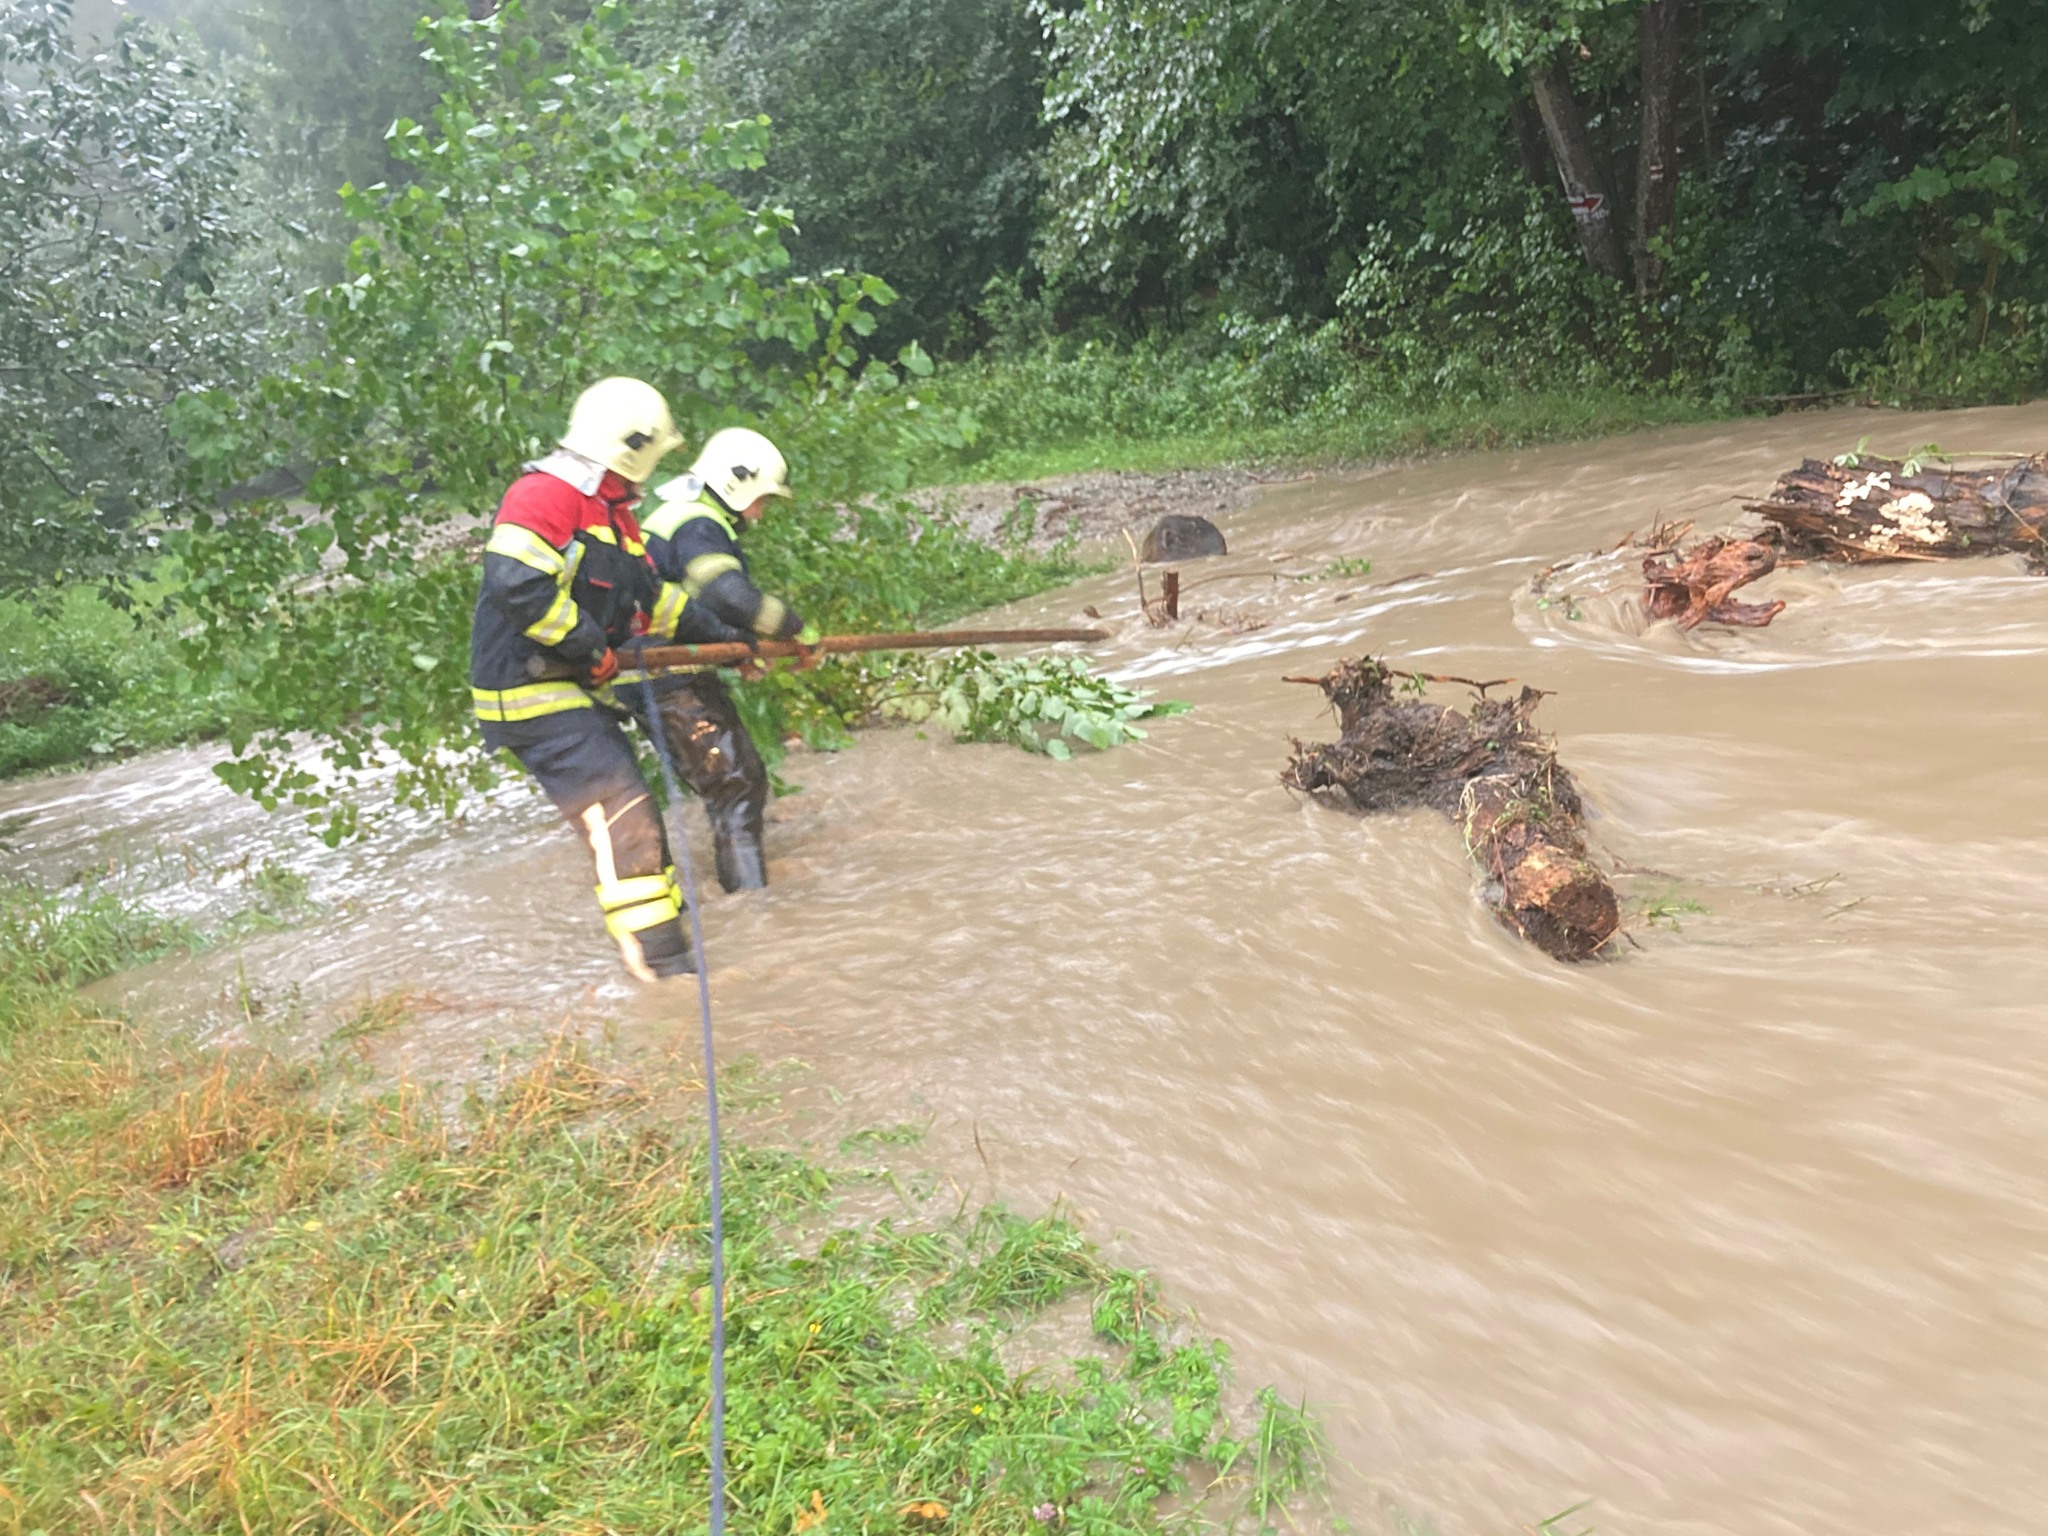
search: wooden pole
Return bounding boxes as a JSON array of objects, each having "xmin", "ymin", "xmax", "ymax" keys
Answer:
[{"xmin": 528, "ymin": 626, "xmax": 1111, "ymax": 680}]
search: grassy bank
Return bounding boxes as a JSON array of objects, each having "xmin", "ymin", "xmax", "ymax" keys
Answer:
[
  {"xmin": 927, "ymin": 342, "xmax": 1739, "ymax": 484},
  {"xmin": 0, "ymin": 582, "xmax": 264, "ymax": 780},
  {"xmin": 0, "ymin": 885, "xmax": 1322, "ymax": 1534}
]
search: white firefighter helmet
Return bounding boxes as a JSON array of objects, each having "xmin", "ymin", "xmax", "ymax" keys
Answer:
[
  {"xmin": 690, "ymin": 427, "xmax": 791, "ymax": 512},
  {"xmin": 559, "ymin": 377, "xmax": 684, "ymax": 483}
]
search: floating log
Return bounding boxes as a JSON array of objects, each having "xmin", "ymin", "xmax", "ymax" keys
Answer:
[
  {"xmin": 1747, "ymin": 454, "xmax": 2048, "ymax": 569},
  {"xmin": 1641, "ymin": 536, "xmax": 1785, "ymax": 630},
  {"xmin": 1282, "ymin": 658, "xmax": 1619, "ymax": 962}
]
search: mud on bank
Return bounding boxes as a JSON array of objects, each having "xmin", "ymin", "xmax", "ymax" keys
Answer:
[{"xmin": 917, "ymin": 467, "xmax": 1276, "ymax": 552}]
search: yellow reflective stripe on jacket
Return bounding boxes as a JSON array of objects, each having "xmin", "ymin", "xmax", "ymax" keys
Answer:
[
  {"xmin": 471, "ymin": 681, "xmax": 592, "ymax": 722},
  {"xmin": 649, "ymin": 581, "xmax": 688, "ymax": 639},
  {"xmin": 524, "ymin": 587, "xmax": 581, "ymax": 647},
  {"xmin": 642, "ymin": 495, "xmax": 737, "ymax": 543},
  {"xmin": 684, "ymin": 551, "xmax": 744, "ymax": 592},
  {"xmin": 577, "ymin": 522, "xmax": 648, "ymax": 557},
  {"xmin": 485, "ymin": 522, "xmax": 568, "ymax": 575},
  {"xmin": 752, "ymin": 594, "xmax": 789, "ymax": 637}
]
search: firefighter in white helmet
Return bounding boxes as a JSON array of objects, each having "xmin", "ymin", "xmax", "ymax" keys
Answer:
[
  {"xmin": 636, "ymin": 426, "xmax": 810, "ymax": 891},
  {"xmin": 468, "ymin": 379, "xmax": 748, "ymax": 979}
]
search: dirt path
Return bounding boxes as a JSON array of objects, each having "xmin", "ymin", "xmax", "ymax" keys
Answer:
[{"xmin": 914, "ymin": 467, "xmax": 1278, "ymax": 551}]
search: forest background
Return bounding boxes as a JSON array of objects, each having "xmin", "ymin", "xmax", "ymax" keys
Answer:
[{"xmin": 3, "ymin": 0, "xmax": 2044, "ymax": 819}]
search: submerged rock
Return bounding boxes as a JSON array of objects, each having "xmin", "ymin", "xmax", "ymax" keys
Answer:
[{"xmin": 1139, "ymin": 513, "xmax": 1228, "ymax": 564}]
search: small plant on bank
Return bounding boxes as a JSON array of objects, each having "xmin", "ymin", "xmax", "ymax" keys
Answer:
[{"xmin": 884, "ymin": 649, "xmax": 1190, "ymax": 759}]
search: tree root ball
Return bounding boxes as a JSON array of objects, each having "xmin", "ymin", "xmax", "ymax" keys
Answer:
[
  {"xmin": 1283, "ymin": 657, "xmax": 1620, "ymax": 962},
  {"xmin": 1642, "ymin": 536, "xmax": 1785, "ymax": 629}
]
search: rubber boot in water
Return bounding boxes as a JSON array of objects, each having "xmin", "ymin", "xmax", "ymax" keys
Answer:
[{"xmin": 710, "ymin": 812, "xmax": 768, "ymax": 892}]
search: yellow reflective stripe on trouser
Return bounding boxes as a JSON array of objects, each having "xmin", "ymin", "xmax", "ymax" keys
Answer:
[
  {"xmin": 471, "ymin": 682, "xmax": 592, "ymax": 722},
  {"xmin": 485, "ymin": 522, "xmax": 567, "ymax": 575},
  {"xmin": 649, "ymin": 581, "xmax": 688, "ymax": 638},
  {"xmin": 597, "ymin": 870, "xmax": 682, "ymax": 938},
  {"xmin": 524, "ymin": 587, "xmax": 581, "ymax": 646}
]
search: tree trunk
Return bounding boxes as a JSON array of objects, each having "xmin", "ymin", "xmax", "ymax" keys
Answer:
[
  {"xmin": 1748, "ymin": 455, "xmax": 2048, "ymax": 570},
  {"xmin": 1633, "ymin": 0, "xmax": 1683, "ymax": 298},
  {"xmin": 1509, "ymin": 96, "xmax": 1553, "ymax": 191},
  {"xmin": 467, "ymin": 0, "xmax": 500, "ymax": 17},
  {"xmin": 1526, "ymin": 55, "xmax": 1630, "ymax": 284}
]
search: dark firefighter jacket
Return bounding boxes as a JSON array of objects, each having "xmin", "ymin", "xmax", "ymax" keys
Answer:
[
  {"xmin": 640, "ymin": 477, "xmax": 805, "ymax": 640},
  {"xmin": 468, "ymin": 453, "xmax": 741, "ymax": 724}
]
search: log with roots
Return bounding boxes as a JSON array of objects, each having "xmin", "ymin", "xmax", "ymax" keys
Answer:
[
  {"xmin": 1282, "ymin": 658, "xmax": 1620, "ymax": 962},
  {"xmin": 1642, "ymin": 535, "xmax": 1786, "ymax": 630},
  {"xmin": 1747, "ymin": 454, "xmax": 2048, "ymax": 569}
]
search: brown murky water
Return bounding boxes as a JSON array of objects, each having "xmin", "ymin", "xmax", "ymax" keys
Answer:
[{"xmin": 10, "ymin": 403, "xmax": 2048, "ymax": 1534}]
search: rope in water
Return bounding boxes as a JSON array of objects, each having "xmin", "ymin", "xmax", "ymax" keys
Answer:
[{"xmin": 636, "ymin": 678, "xmax": 728, "ymax": 1535}]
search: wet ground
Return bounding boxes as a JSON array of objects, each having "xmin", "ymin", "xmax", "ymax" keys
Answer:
[{"xmin": 9, "ymin": 402, "xmax": 2048, "ymax": 1534}]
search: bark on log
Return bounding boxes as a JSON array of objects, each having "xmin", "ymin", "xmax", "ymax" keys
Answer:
[
  {"xmin": 1747, "ymin": 455, "xmax": 2048, "ymax": 570},
  {"xmin": 1282, "ymin": 658, "xmax": 1620, "ymax": 962},
  {"xmin": 1642, "ymin": 536, "xmax": 1784, "ymax": 629}
]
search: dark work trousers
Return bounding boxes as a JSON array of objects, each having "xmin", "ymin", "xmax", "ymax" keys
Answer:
[
  {"xmin": 482, "ymin": 706, "xmax": 693, "ymax": 979},
  {"xmin": 649, "ymin": 671, "xmax": 770, "ymax": 892}
]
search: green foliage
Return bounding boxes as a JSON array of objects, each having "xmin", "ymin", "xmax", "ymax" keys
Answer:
[
  {"xmin": 0, "ymin": 579, "xmax": 261, "ymax": 778},
  {"xmin": 1035, "ymin": 0, "xmax": 2048, "ymax": 401},
  {"xmin": 0, "ymin": 992, "xmax": 1323, "ymax": 1531},
  {"xmin": 158, "ymin": 1, "xmax": 1067, "ymax": 839},
  {"xmin": 669, "ymin": 0, "xmax": 1049, "ymax": 354},
  {"xmin": 0, "ymin": 0, "xmax": 277, "ymax": 603},
  {"xmin": 885, "ymin": 650, "xmax": 1188, "ymax": 759}
]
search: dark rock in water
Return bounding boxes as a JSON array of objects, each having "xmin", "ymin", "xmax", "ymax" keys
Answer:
[{"xmin": 1139, "ymin": 513, "xmax": 1227, "ymax": 563}]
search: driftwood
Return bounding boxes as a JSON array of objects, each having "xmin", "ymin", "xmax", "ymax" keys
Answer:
[
  {"xmin": 1282, "ymin": 658, "xmax": 1619, "ymax": 962},
  {"xmin": 1642, "ymin": 536, "xmax": 1785, "ymax": 629},
  {"xmin": 1747, "ymin": 454, "xmax": 2048, "ymax": 569}
]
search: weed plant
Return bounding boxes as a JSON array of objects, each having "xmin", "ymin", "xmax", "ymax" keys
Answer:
[{"xmin": 0, "ymin": 918, "xmax": 1324, "ymax": 1534}]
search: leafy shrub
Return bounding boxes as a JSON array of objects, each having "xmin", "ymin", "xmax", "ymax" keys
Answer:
[{"xmin": 883, "ymin": 649, "xmax": 1187, "ymax": 758}]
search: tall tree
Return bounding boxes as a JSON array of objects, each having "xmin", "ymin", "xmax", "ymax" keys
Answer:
[
  {"xmin": 1525, "ymin": 51, "xmax": 1629, "ymax": 283},
  {"xmin": 1632, "ymin": 0, "xmax": 1681, "ymax": 296},
  {"xmin": 0, "ymin": 0, "xmax": 264, "ymax": 602}
]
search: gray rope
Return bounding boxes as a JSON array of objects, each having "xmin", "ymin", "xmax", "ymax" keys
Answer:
[{"xmin": 636, "ymin": 677, "xmax": 728, "ymax": 1534}]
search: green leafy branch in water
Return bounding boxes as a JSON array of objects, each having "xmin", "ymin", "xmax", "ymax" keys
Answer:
[
  {"xmin": 883, "ymin": 650, "xmax": 1189, "ymax": 759},
  {"xmin": 1832, "ymin": 435, "xmax": 1954, "ymax": 475}
]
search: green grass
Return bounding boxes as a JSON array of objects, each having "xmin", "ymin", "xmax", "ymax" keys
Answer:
[
  {"xmin": 0, "ymin": 888, "xmax": 1325, "ymax": 1535},
  {"xmin": 926, "ymin": 344, "xmax": 1735, "ymax": 484},
  {"xmin": 0, "ymin": 575, "xmax": 261, "ymax": 780}
]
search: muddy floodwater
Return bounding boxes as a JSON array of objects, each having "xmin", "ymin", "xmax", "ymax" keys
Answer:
[{"xmin": 10, "ymin": 403, "xmax": 2048, "ymax": 1534}]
